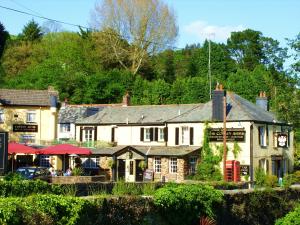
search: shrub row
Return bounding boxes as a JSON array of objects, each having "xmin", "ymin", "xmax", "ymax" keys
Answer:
[
  {"xmin": 0, "ymin": 187, "xmax": 299, "ymax": 225},
  {"xmin": 276, "ymin": 204, "xmax": 300, "ymax": 225}
]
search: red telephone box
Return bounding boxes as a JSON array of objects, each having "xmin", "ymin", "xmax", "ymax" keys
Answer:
[{"xmin": 225, "ymin": 160, "xmax": 240, "ymax": 182}]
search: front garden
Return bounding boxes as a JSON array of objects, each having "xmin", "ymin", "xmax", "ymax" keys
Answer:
[{"xmin": 0, "ymin": 171, "xmax": 300, "ymax": 225}]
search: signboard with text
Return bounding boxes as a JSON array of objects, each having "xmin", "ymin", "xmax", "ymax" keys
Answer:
[
  {"xmin": 0, "ymin": 132, "xmax": 8, "ymax": 174},
  {"xmin": 13, "ymin": 124, "xmax": 38, "ymax": 132},
  {"xmin": 143, "ymin": 169, "xmax": 153, "ymax": 182},
  {"xmin": 208, "ymin": 128, "xmax": 246, "ymax": 142},
  {"xmin": 240, "ymin": 165, "xmax": 250, "ymax": 176}
]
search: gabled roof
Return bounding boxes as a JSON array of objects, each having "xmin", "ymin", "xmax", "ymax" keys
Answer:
[
  {"xmin": 167, "ymin": 93, "xmax": 281, "ymax": 124},
  {"xmin": 77, "ymin": 104, "xmax": 202, "ymax": 124},
  {"xmin": 0, "ymin": 88, "xmax": 58, "ymax": 107},
  {"xmin": 76, "ymin": 92, "xmax": 285, "ymax": 125},
  {"xmin": 90, "ymin": 145, "xmax": 200, "ymax": 156}
]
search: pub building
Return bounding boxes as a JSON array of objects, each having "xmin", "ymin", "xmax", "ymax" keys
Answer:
[
  {"xmin": 75, "ymin": 86, "xmax": 294, "ymax": 182},
  {"xmin": 0, "ymin": 87, "xmax": 59, "ymax": 168}
]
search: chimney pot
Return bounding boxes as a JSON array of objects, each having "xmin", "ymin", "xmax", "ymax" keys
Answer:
[{"xmin": 122, "ymin": 92, "xmax": 131, "ymax": 107}]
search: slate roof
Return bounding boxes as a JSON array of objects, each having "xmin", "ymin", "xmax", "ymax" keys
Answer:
[
  {"xmin": 90, "ymin": 145, "xmax": 200, "ymax": 156},
  {"xmin": 77, "ymin": 104, "xmax": 201, "ymax": 124},
  {"xmin": 0, "ymin": 88, "xmax": 58, "ymax": 106},
  {"xmin": 168, "ymin": 93, "xmax": 280, "ymax": 123},
  {"xmin": 77, "ymin": 92, "xmax": 284, "ymax": 125},
  {"xmin": 58, "ymin": 105, "xmax": 106, "ymax": 123}
]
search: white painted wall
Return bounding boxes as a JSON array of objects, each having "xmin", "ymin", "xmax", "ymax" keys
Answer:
[{"xmin": 57, "ymin": 123, "xmax": 76, "ymax": 140}]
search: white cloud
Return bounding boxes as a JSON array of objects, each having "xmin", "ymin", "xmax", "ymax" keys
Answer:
[{"xmin": 184, "ymin": 20, "xmax": 245, "ymax": 42}]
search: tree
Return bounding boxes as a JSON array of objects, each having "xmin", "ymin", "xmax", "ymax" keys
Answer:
[
  {"xmin": 0, "ymin": 22, "xmax": 9, "ymax": 58},
  {"xmin": 20, "ymin": 20, "xmax": 43, "ymax": 42},
  {"xmin": 227, "ymin": 29, "xmax": 264, "ymax": 70},
  {"xmin": 91, "ymin": 0, "xmax": 178, "ymax": 75},
  {"xmin": 287, "ymin": 32, "xmax": 300, "ymax": 74}
]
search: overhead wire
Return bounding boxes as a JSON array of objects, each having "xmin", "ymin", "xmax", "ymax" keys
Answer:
[{"xmin": 0, "ymin": 3, "xmax": 184, "ymax": 51}]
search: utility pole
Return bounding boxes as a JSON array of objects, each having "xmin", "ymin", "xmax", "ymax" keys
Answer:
[
  {"xmin": 208, "ymin": 37, "xmax": 211, "ymax": 100},
  {"xmin": 223, "ymin": 87, "xmax": 227, "ymax": 181},
  {"xmin": 208, "ymin": 33, "xmax": 214, "ymax": 100}
]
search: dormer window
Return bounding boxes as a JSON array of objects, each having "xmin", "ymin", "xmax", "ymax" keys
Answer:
[{"xmin": 26, "ymin": 111, "xmax": 36, "ymax": 123}]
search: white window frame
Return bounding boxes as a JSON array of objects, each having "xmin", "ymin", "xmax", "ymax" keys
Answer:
[
  {"xmin": 84, "ymin": 129, "xmax": 94, "ymax": 147},
  {"xmin": 20, "ymin": 134, "xmax": 36, "ymax": 144},
  {"xmin": 0, "ymin": 109, "xmax": 4, "ymax": 123},
  {"xmin": 169, "ymin": 157, "xmax": 177, "ymax": 173},
  {"xmin": 154, "ymin": 157, "xmax": 161, "ymax": 173},
  {"xmin": 189, "ymin": 156, "xmax": 197, "ymax": 174},
  {"xmin": 144, "ymin": 128, "xmax": 151, "ymax": 141},
  {"xmin": 60, "ymin": 123, "xmax": 71, "ymax": 133},
  {"xmin": 26, "ymin": 111, "xmax": 36, "ymax": 123},
  {"xmin": 158, "ymin": 128, "xmax": 164, "ymax": 141},
  {"xmin": 181, "ymin": 126, "xmax": 189, "ymax": 145},
  {"xmin": 259, "ymin": 126, "xmax": 266, "ymax": 147}
]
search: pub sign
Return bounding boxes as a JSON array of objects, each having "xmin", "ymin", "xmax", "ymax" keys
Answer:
[
  {"xmin": 208, "ymin": 128, "xmax": 245, "ymax": 142},
  {"xmin": 13, "ymin": 124, "xmax": 38, "ymax": 132},
  {"xmin": 277, "ymin": 133, "xmax": 288, "ymax": 148}
]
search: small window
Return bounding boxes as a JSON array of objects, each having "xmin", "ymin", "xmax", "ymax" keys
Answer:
[
  {"xmin": 20, "ymin": 134, "xmax": 36, "ymax": 144},
  {"xmin": 39, "ymin": 155, "xmax": 50, "ymax": 167},
  {"xmin": 82, "ymin": 157, "xmax": 100, "ymax": 168},
  {"xmin": 258, "ymin": 126, "xmax": 266, "ymax": 147},
  {"xmin": 189, "ymin": 156, "xmax": 197, "ymax": 174},
  {"xmin": 154, "ymin": 157, "xmax": 161, "ymax": 173},
  {"xmin": 144, "ymin": 128, "xmax": 151, "ymax": 141},
  {"xmin": 26, "ymin": 111, "xmax": 36, "ymax": 123},
  {"xmin": 60, "ymin": 123, "xmax": 71, "ymax": 133},
  {"xmin": 159, "ymin": 128, "xmax": 164, "ymax": 141},
  {"xmin": 170, "ymin": 157, "xmax": 177, "ymax": 173},
  {"xmin": 181, "ymin": 126, "xmax": 189, "ymax": 145},
  {"xmin": 0, "ymin": 110, "xmax": 4, "ymax": 123}
]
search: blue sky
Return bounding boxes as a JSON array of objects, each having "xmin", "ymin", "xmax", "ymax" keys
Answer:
[{"xmin": 0, "ymin": 0, "xmax": 299, "ymax": 48}]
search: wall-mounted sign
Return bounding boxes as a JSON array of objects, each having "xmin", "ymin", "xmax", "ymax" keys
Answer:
[
  {"xmin": 143, "ymin": 169, "xmax": 153, "ymax": 182},
  {"xmin": 208, "ymin": 128, "xmax": 245, "ymax": 142},
  {"xmin": 277, "ymin": 133, "xmax": 288, "ymax": 148},
  {"xmin": 240, "ymin": 165, "xmax": 250, "ymax": 176},
  {"xmin": 0, "ymin": 132, "xmax": 8, "ymax": 174},
  {"xmin": 13, "ymin": 124, "xmax": 38, "ymax": 132}
]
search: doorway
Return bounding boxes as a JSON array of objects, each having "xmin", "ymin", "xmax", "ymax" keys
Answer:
[
  {"xmin": 125, "ymin": 159, "xmax": 136, "ymax": 182},
  {"xmin": 117, "ymin": 159, "xmax": 125, "ymax": 181}
]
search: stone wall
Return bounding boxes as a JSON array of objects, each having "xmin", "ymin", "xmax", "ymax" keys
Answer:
[{"xmin": 50, "ymin": 175, "xmax": 106, "ymax": 184}]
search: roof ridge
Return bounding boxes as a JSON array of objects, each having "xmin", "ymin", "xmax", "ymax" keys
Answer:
[{"xmin": 166, "ymin": 103, "xmax": 204, "ymax": 122}]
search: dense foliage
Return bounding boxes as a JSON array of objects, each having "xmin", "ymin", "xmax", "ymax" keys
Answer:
[
  {"xmin": 154, "ymin": 183, "xmax": 223, "ymax": 225},
  {"xmin": 276, "ymin": 204, "xmax": 300, "ymax": 225},
  {"xmin": 0, "ymin": 20, "xmax": 299, "ymax": 162}
]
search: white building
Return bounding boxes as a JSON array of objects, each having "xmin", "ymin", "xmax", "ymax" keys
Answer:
[{"xmin": 75, "ymin": 89, "xmax": 294, "ymax": 182}]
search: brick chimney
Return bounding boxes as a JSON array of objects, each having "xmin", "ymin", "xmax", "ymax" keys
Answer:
[
  {"xmin": 122, "ymin": 92, "xmax": 131, "ymax": 107},
  {"xmin": 212, "ymin": 83, "xmax": 226, "ymax": 121},
  {"xmin": 256, "ymin": 91, "xmax": 269, "ymax": 111}
]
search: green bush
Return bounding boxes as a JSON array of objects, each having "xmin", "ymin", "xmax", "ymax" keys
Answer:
[
  {"xmin": 0, "ymin": 195, "xmax": 98, "ymax": 225},
  {"xmin": 3, "ymin": 172, "xmax": 24, "ymax": 182},
  {"xmin": 275, "ymin": 204, "xmax": 300, "ymax": 225},
  {"xmin": 254, "ymin": 167, "xmax": 267, "ymax": 187},
  {"xmin": 265, "ymin": 175, "xmax": 278, "ymax": 188},
  {"xmin": 112, "ymin": 180, "xmax": 142, "ymax": 195},
  {"xmin": 154, "ymin": 184, "xmax": 223, "ymax": 225}
]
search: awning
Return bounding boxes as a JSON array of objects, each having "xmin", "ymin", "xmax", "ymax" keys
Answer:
[
  {"xmin": 8, "ymin": 142, "xmax": 39, "ymax": 154},
  {"xmin": 38, "ymin": 144, "xmax": 92, "ymax": 155}
]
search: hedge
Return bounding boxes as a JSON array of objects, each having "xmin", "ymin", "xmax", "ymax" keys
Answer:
[{"xmin": 275, "ymin": 204, "xmax": 300, "ymax": 225}]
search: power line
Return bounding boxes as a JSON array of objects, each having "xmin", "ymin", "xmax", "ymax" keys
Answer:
[
  {"xmin": 0, "ymin": 4, "xmax": 90, "ymax": 29},
  {"xmin": 0, "ymin": 4, "xmax": 182, "ymax": 51},
  {"xmin": 8, "ymin": 0, "xmax": 43, "ymax": 17}
]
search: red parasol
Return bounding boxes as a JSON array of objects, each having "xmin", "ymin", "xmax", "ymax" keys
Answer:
[
  {"xmin": 8, "ymin": 142, "xmax": 39, "ymax": 154},
  {"xmin": 38, "ymin": 144, "xmax": 92, "ymax": 155}
]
